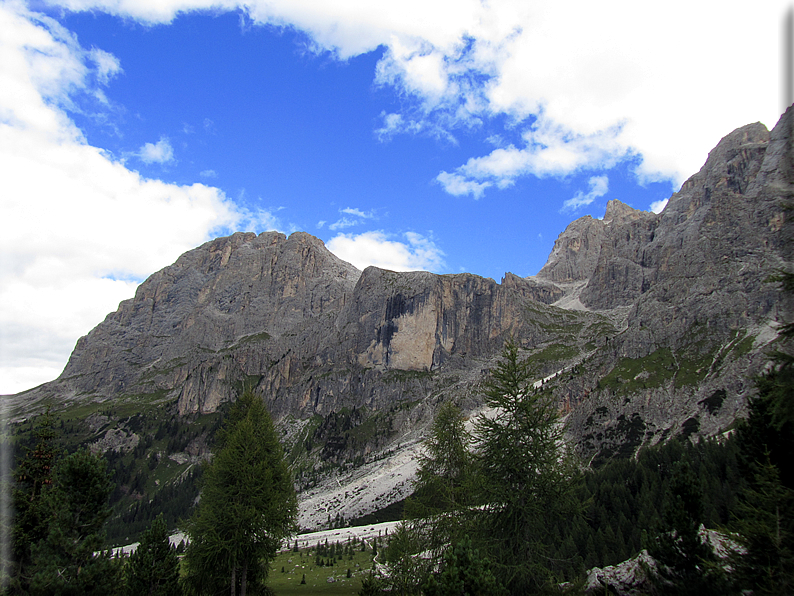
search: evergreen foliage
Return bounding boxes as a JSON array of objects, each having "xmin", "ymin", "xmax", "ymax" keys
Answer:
[
  {"xmin": 730, "ymin": 267, "xmax": 794, "ymax": 594},
  {"xmin": 473, "ymin": 338, "xmax": 581, "ymax": 593},
  {"xmin": 403, "ymin": 400, "xmax": 477, "ymax": 560},
  {"xmin": 733, "ymin": 272, "xmax": 794, "ymax": 594},
  {"xmin": 731, "ymin": 456, "xmax": 794, "ymax": 594},
  {"xmin": 182, "ymin": 390, "xmax": 297, "ymax": 596},
  {"xmin": 381, "ymin": 523, "xmax": 426, "ymax": 595},
  {"xmin": 124, "ymin": 514, "xmax": 181, "ymax": 596},
  {"xmin": 649, "ymin": 460, "xmax": 728, "ymax": 595},
  {"xmin": 29, "ymin": 448, "xmax": 121, "ymax": 595},
  {"xmin": 422, "ymin": 537, "xmax": 507, "ymax": 596},
  {"xmin": 8, "ymin": 408, "xmax": 59, "ymax": 594}
]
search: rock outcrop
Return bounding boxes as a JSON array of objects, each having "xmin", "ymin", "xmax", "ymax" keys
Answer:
[{"xmin": 7, "ymin": 107, "xmax": 793, "ymax": 521}]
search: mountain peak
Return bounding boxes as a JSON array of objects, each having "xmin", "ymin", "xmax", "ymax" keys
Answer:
[{"xmin": 603, "ymin": 199, "xmax": 644, "ymax": 223}]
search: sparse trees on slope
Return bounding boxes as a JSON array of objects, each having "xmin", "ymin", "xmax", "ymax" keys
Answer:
[{"xmin": 182, "ymin": 390, "xmax": 297, "ymax": 596}]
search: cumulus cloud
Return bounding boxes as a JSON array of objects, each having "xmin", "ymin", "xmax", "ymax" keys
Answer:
[
  {"xmin": 137, "ymin": 136, "xmax": 175, "ymax": 164},
  {"xmin": 650, "ymin": 198, "xmax": 669, "ymax": 214},
  {"xmin": 562, "ymin": 175, "xmax": 609, "ymax": 212},
  {"xmin": 40, "ymin": 0, "xmax": 784, "ymax": 192},
  {"xmin": 0, "ymin": 2, "xmax": 242, "ymax": 393},
  {"xmin": 326, "ymin": 231, "xmax": 445, "ymax": 272}
]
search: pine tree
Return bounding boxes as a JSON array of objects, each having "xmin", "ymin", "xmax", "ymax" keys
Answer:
[
  {"xmin": 125, "ymin": 514, "xmax": 181, "ymax": 596},
  {"xmin": 9, "ymin": 408, "xmax": 59, "ymax": 594},
  {"xmin": 182, "ymin": 390, "xmax": 298, "ymax": 596},
  {"xmin": 29, "ymin": 448, "xmax": 121, "ymax": 596}
]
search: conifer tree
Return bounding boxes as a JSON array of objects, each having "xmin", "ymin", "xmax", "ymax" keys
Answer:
[
  {"xmin": 124, "ymin": 513, "xmax": 180, "ymax": 596},
  {"xmin": 650, "ymin": 460, "xmax": 727, "ymax": 595},
  {"xmin": 29, "ymin": 448, "xmax": 121, "ymax": 596},
  {"xmin": 730, "ymin": 265, "xmax": 794, "ymax": 593},
  {"xmin": 422, "ymin": 537, "xmax": 507, "ymax": 596},
  {"xmin": 182, "ymin": 390, "xmax": 297, "ymax": 596},
  {"xmin": 473, "ymin": 338, "xmax": 580, "ymax": 593},
  {"xmin": 9, "ymin": 408, "xmax": 59, "ymax": 594},
  {"xmin": 404, "ymin": 400, "xmax": 477, "ymax": 559}
]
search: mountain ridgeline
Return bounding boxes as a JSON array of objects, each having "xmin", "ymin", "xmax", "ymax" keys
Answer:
[{"xmin": 8, "ymin": 107, "xmax": 793, "ymax": 531}]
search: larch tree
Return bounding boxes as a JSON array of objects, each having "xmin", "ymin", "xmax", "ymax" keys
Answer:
[
  {"xmin": 404, "ymin": 400, "xmax": 478, "ymax": 558},
  {"xmin": 182, "ymin": 390, "xmax": 297, "ymax": 596},
  {"xmin": 473, "ymin": 338, "xmax": 580, "ymax": 594}
]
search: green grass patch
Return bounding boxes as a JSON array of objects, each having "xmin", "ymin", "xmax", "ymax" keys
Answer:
[
  {"xmin": 673, "ymin": 351, "xmax": 714, "ymax": 388},
  {"xmin": 528, "ymin": 343, "xmax": 580, "ymax": 364},
  {"xmin": 268, "ymin": 546, "xmax": 375, "ymax": 596},
  {"xmin": 599, "ymin": 349, "xmax": 677, "ymax": 394},
  {"xmin": 731, "ymin": 334, "xmax": 755, "ymax": 357}
]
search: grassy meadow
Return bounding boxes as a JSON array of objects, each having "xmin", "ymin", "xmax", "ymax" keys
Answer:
[{"xmin": 267, "ymin": 542, "xmax": 376, "ymax": 596}]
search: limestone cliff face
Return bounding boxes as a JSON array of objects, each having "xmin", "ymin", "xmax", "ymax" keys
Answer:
[
  {"xmin": 12, "ymin": 108, "xmax": 793, "ymax": 475},
  {"xmin": 56, "ymin": 231, "xmax": 360, "ymax": 413},
  {"xmin": 538, "ymin": 109, "xmax": 793, "ymax": 462},
  {"xmin": 25, "ymin": 228, "xmax": 565, "ymax": 419}
]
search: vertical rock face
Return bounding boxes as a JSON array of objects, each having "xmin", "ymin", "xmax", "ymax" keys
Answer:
[
  {"xmin": 23, "ymin": 227, "xmax": 565, "ymax": 418},
  {"xmin": 11, "ymin": 107, "xmax": 793, "ymax": 471}
]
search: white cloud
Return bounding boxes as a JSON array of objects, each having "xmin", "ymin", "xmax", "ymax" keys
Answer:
[
  {"xmin": 440, "ymin": 119, "xmax": 630, "ymax": 196},
  {"xmin": 328, "ymin": 207, "xmax": 376, "ymax": 230},
  {"xmin": 199, "ymin": 169, "xmax": 217, "ymax": 178},
  {"xmin": 328, "ymin": 217, "xmax": 359, "ymax": 231},
  {"xmin": 562, "ymin": 175, "xmax": 609, "ymax": 212},
  {"xmin": 137, "ymin": 136, "xmax": 174, "ymax": 164},
  {"xmin": 40, "ymin": 0, "xmax": 785, "ymax": 191},
  {"xmin": 436, "ymin": 171, "xmax": 491, "ymax": 198},
  {"xmin": 89, "ymin": 46, "xmax": 122, "ymax": 85},
  {"xmin": 650, "ymin": 198, "xmax": 669, "ymax": 214},
  {"xmin": 0, "ymin": 2, "xmax": 243, "ymax": 394},
  {"xmin": 341, "ymin": 207, "xmax": 374, "ymax": 218},
  {"xmin": 326, "ymin": 231, "xmax": 445, "ymax": 272},
  {"xmin": 248, "ymin": 208, "xmax": 282, "ymax": 231}
]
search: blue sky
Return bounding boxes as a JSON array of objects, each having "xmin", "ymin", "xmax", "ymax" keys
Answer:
[{"xmin": 0, "ymin": 0, "xmax": 788, "ymax": 394}]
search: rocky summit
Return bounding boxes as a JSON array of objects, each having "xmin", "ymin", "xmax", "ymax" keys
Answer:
[{"xmin": 7, "ymin": 107, "xmax": 793, "ymax": 527}]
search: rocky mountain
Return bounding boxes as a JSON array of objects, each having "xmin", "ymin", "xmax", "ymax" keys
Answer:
[{"xmin": 7, "ymin": 106, "xmax": 793, "ymax": 529}]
